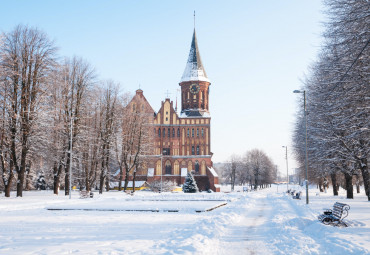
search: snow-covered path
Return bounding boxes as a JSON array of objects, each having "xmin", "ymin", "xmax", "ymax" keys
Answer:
[
  {"xmin": 214, "ymin": 189, "xmax": 370, "ymax": 255},
  {"xmin": 218, "ymin": 193, "xmax": 271, "ymax": 254},
  {"xmin": 0, "ymin": 187, "xmax": 369, "ymax": 254}
]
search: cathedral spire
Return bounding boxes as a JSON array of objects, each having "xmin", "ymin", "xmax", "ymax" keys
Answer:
[{"xmin": 180, "ymin": 29, "xmax": 209, "ymax": 83}]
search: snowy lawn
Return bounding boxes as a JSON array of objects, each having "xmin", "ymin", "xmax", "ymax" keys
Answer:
[{"xmin": 0, "ymin": 186, "xmax": 369, "ymax": 255}]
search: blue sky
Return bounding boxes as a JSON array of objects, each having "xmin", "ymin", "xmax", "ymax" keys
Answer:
[{"xmin": 1, "ymin": 0, "xmax": 325, "ymax": 175}]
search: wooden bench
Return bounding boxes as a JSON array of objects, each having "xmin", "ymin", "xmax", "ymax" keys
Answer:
[
  {"xmin": 318, "ymin": 202, "xmax": 350, "ymax": 227},
  {"xmin": 80, "ymin": 190, "xmax": 94, "ymax": 199}
]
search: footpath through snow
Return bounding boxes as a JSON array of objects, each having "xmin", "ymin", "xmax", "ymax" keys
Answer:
[{"xmin": 0, "ymin": 186, "xmax": 369, "ymax": 254}]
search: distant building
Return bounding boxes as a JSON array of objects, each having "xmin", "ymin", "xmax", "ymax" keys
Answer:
[{"xmin": 126, "ymin": 29, "xmax": 220, "ymax": 191}]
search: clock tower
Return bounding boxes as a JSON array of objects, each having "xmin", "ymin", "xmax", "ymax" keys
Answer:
[{"xmin": 179, "ymin": 29, "xmax": 211, "ymax": 117}]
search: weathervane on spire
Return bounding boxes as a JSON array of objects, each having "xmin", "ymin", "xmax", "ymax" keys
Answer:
[{"xmin": 194, "ymin": 11, "xmax": 196, "ymax": 29}]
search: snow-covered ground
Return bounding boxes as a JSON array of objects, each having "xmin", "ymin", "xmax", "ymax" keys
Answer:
[{"xmin": 0, "ymin": 185, "xmax": 369, "ymax": 255}]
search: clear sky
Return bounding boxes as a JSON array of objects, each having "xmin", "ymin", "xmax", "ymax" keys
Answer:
[{"xmin": 1, "ymin": 0, "xmax": 325, "ymax": 176}]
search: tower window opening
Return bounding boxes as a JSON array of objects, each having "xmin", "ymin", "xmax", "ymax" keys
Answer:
[
  {"xmin": 196, "ymin": 146, "xmax": 200, "ymax": 155},
  {"xmin": 201, "ymin": 128, "xmax": 204, "ymax": 137},
  {"xmin": 192, "ymin": 128, "xmax": 194, "ymax": 137},
  {"xmin": 163, "ymin": 148, "xmax": 170, "ymax": 156},
  {"xmin": 177, "ymin": 128, "xmax": 180, "ymax": 137},
  {"xmin": 187, "ymin": 128, "xmax": 190, "ymax": 137},
  {"xmin": 197, "ymin": 128, "xmax": 199, "ymax": 137},
  {"xmin": 192, "ymin": 146, "xmax": 195, "ymax": 155},
  {"xmin": 172, "ymin": 128, "xmax": 175, "ymax": 137},
  {"xmin": 158, "ymin": 129, "xmax": 161, "ymax": 137}
]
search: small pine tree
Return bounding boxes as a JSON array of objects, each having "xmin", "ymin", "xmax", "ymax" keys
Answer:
[{"xmin": 183, "ymin": 172, "xmax": 199, "ymax": 193}]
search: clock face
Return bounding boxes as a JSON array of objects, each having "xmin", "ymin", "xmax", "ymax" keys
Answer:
[{"xmin": 190, "ymin": 84, "xmax": 200, "ymax": 94}]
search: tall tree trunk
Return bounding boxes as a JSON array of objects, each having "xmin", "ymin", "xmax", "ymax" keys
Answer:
[
  {"xmin": 132, "ymin": 168, "xmax": 137, "ymax": 193},
  {"xmin": 330, "ymin": 173, "xmax": 338, "ymax": 196},
  {"xmin": 344, "ymin": 172, "xmax": 354, "ymax": 199},
  {"xmin": 359, "ymin": 158, "xmax": 369, "ymax": 200},
  {"xmin": 118, "ymin": 166, "xmax": 123, "ymax": 191},
  {"xmin": 99, "ymin": 165, "xmax": 105, "ymax": 194},
  {"xmin": 123, "ymin": 168, "xmax": 130, "ymax": 191},
  {"xmin": 16, "ymin": 167, "xmax": 25, "ymax": 197},
  {"xmin": 104, "ymin": 149, "xmax": 110, "ymax": 192}
]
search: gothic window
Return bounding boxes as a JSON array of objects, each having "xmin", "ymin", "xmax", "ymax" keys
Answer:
[
  {"xmin": 201, "ymin": 161, "xmax": 206, "ymax": 175},
  {"xmin": 163, "ymin": 128, "xmax": 165, "ymax": 137},
  {"xmin": 165, "ymin": 160, "xmax": 171, "ymax": 175},
  {"xmin": 192, "ymin": 128, "xmax": 194, "ymax": 137},
  {"xmin": 177, "ymin": 128, "xmax": 180, "ymax": 137},
  {"xmin": 197, "ymin": 128, "xmax": 199, "ymax": 137},
  {"xmin": 156, "ymin": 160, "xmax": 161, "ymax": 175},
  {"xmin": 168, "ymin": 128, "xmax": 170, "ymax": 137},
  {"xmin": 172, "ymin": 128, "xmax": 175, "ymax": 137},
  {"xmin": 201, "ymin": 128, "xmax": 204, "ymax": 137},
  {"xmin": 158, "ymin": 129, "xmax": 161, "ymax": 137},
  {"xmin": 174, "ymin": 160, "xmax": 179, "ymax": 175},
  {"xmin": 196, "ymin": 146, "xmax": 200, "ymax": 155},
  {"xmin": 187, "ymin": 128, "xmax": 189, "ymax": 137},
  {"xmin": 192, "ymin": 146, "xmax": 195, "ymax": 155},
  {"xmin": 195, "ymin": 161, "xmax": 199, "ymax": 174},
  {"xmin": 188, "ymin": 161, "xmax": 192, "ymax": 172}
]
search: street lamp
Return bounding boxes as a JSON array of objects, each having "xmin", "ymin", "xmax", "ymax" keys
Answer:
[
  {"xmin": 293, "ymin": 90, "xmax": 309, "ymax": 204},
  {"xmin": 282, "ymin": 146, "xmax": 289, "ymax": 192},
  {"xmin": 160, "ymin": 154, "xmax": 163, "ymax": 193}
]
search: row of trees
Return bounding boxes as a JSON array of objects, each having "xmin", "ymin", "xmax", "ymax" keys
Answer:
[
  {"xmin": 293, "ymin": 0, "xmax": 369, "ymax": 200},
  {"xmin": 0, "ymin": 25, "xmax": 152, "ymax": 197},
  {"xmin": 217, "ymin": 149, "xmax": 276, "ymax": 191}
]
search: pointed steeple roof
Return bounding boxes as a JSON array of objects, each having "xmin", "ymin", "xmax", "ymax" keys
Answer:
[{"xmin": 180, "ymin": 29, "xmax": 209, "ymax": 83}]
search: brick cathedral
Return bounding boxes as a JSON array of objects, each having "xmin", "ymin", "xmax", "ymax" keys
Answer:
[{"xmin": 127, "ymin": 29, "xmax": 220, "ymax": 192}]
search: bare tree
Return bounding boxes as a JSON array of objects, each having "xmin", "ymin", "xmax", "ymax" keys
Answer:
[{"xmin": 0, "ymin": 25, "xmax": 57, "ymax": 197}]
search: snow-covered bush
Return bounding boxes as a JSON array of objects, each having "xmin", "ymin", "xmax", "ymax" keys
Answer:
[{"xmin": 183, "ymin": 172, "xmax": 199, "ymax": 193}]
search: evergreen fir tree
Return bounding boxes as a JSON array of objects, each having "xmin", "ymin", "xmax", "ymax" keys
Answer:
[{"xmin": 183, "ymin": 172, "xmax": 199, "ymax": 193}]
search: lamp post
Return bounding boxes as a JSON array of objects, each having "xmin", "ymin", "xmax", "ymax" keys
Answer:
[
  {"xmin": 293, "ymin": 90, "xmax": 309, "ymax": 204},
  {"xmin": 160, "ymin": 154, "xmax": 163, "ymax": 193},
  {"xmin": 282, "ymin": 146, "xmax": 289, "ymax": 192}
]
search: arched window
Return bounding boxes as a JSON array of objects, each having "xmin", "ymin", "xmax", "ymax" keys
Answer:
[
  {"xmin": 163, "ymin": 128, "xmax": 165, "ymax": 137},
  {"xmin": 201, "ymin": 128, "xmax": 204, "ymax": 137},
  {"xmin": 197, "ymin": 128, "xmax": 199, "ymax": 137},
  {"xmin": 191, "ymin": 146, "xmax": 195, "ymax": 155},
  {"xmin": 201, "ymin": 161, "xmax": 206, "ymax": 175},
  {"xmin": 192, "ymin": 128, "xmax": 194, "ymax": 137},
  {"xmin": 187, "ymin": 128, "xmax": 190, "ymax": 137},
  {"xmin": 165, "ymin": 160, "xmax": 171, "ymax": 175},
  {"xmin": 177, "ymin": 128, "xmax": 180, "ymax": 137},
  {"xmin": 172, "ymin": 128, "xmax": 175, "ymax": 137},
  {"xmin": 156, "ymin": 160, "xmax": 161, "ymax": 175},
  {"xmin": 168, "ymin": 128, "xmax": 170, "ymax": 137},
  {"xmin": 195, "ymin": 161, "xmax": 199, "ymax": 174},
  {"xmin": 174, "ymin": 160, "xmax": 180, "ymax": 175},
  {"xmin": 196, "ymin": 146, "xmax": 200, "ymax": 155},
  {"xmin": 188, "ymin": 161, "xmax": 192, "ymax": 172},
  {"xmin": 158, "ymin": 129, "xmax": 161, "ymax": 137}
]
